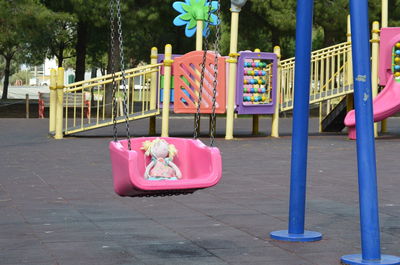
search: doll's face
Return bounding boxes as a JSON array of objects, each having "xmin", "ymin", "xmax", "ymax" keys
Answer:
[{"xmin": 151, "ymin": 140, "xmax": 169, "ymax": 158}]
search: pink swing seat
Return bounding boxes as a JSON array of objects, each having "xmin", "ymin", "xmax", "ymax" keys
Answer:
[{"xmin": 109, "ymin": 137, "xmax": 222, "ymax": 197}]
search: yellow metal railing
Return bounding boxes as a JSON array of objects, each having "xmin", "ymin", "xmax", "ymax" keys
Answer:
[
  {"xmin": 280, "ymin": 42, "xmax": 353, "ymax": 112},
  {"xmin": 63, "ymin": 64, "xmax": 162, "ymax": 135}
]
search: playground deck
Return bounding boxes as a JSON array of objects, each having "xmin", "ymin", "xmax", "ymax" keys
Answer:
[{"xmin": 0, "ymin": 117, "xmax": 399, "ymax": 265}]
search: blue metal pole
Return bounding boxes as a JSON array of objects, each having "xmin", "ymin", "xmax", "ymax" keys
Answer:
[
  {"xmin": 287, "ymin": 0, "xmax": 314, "ymax": 235},
  {"xmin": 341, "ymin": 0, "xmax": 400, "ymax": 264},
  {"xmin": 350, "ymin": 1, "xmax": 380, "ymax": 260},
  {"xmin": 270, "ymin": 0, "xmax": 321, "ymax": 242}
]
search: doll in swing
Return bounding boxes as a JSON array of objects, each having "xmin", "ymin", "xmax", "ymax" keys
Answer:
[{"xmin": 142, "ymin": 138, "xmax": 182, "ymax": 180}]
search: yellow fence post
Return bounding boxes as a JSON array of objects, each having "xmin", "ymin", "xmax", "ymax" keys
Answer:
[
  {"xmin": 149, "ymin": 47, "xmax": 158, "ymax": 135},
  {"xmin": 55, "ymin": 67, "xmax": 65, "ymax": 139},
  {"xmin": 161, "ymin": 45, "xmax": 173, "ymax": 137},
  {"xmin": 225, "ymin": 10, "xmax": 240, "ymax": 140},
  {"xmin": 371, "ymin": 21, "xmax": 380, "ymax": 137},
  {"xmin": 196, "ymin": 21, "xmax": 203, "ymax": 51},
  {"xmin": 271, "ymin": 46, "xmax": 281, "ymax": 138},
  {"xmin": 49, "ymin": 69, "xmax": 57, "ymax": 133}
]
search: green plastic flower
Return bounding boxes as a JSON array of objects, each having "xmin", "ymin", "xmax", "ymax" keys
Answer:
[{"xmin": 173, "ymin": 0, "xmax": 219, "ymax": 37}]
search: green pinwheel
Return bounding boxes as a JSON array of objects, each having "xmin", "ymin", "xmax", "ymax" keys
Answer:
[{"xmin": 173, "ymin": 0, "xmax": 219, "ymax": 37}]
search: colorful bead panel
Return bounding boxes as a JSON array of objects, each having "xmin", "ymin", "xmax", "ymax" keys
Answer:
[
  {"xmin": 393, "ymin": 42, "xmax": 400, "ymax": 81},
  {"xmin": 236, "ymin": 52, "xmax": 277, "ymax": 115}
]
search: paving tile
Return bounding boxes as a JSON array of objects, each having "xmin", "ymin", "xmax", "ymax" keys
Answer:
[
  {"xmin": 0, "ymin": 244, "xmax": 54, "ymax": 264},
  {"xmin": 140, "ymin": 256, "xmax": 228, "ymax": 265},
  {"xmin": 209, "ymin": 246, "xmax": 306, "ymax": 263},
  {"xmin": 123, "ymin": 241, "xmax": 213, "ymax": 260},
  {"xmin": 44, "ymin": 241, "xmax": 137, "ymax": 262},
  {"xmin": 1, "ymin": 118, "xmax": 400, "ymax": 265}
]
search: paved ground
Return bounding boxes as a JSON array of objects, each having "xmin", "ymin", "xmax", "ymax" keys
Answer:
[{"xmin": 1, "ymin": 116, "xmax": 400, "ymax": 265}]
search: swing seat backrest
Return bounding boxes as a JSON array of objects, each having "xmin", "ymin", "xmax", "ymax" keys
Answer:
[{"xmin": 110, "ymin": 137, "xmax": 222, "ymax": 197}]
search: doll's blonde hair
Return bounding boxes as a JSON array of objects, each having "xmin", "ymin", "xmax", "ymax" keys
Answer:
[{"xmin": 141, "ymin": 138, "xmax": 178, "ymax": 158}]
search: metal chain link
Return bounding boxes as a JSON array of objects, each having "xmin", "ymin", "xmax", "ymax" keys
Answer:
[
  {"xmin": 110, "ymin": 0, "xmax": 118, "ymax": 142},
  {"xmin": 194, "ymin": 0, "xmax": 214, "ymax": 140},
  {"xmin": 116, "ymin": 0, "xmax": 132, "ymax": 150},
  {"xmin": 110, "ymin": 0, "xmax": 131, "ymax": 150},
  {"xmin": 210, "ymin": 0, "xmax": 221, "ymax": 146}
]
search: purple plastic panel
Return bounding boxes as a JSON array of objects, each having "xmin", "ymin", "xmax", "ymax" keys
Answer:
[
  {"xmin": 236, "ymin": 52, "xmax": 277, "ymax": 115},
  {"xmin": 157, "ymin": 54, "xmax": 182, "ymax": 105},
  {"xmin": 157, "ymin": 54, "xmax": 182, "ymax": 75}
]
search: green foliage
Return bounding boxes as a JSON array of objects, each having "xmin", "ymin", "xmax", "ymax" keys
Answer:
[
  {"xmin": 2, "ymin": 0, "xmax": 400, "ymax": 87},
  {"xmin": 312, "ymin": 26, "xmax": 325, "ymax": 51},
  {"xmin": 44, "ymin": 12, "xmax": 77, "ymax": 67},
  {"xmin": 0, "ymin": 0, "xmax": 53, "ymax": 98},
  {"xmin": 0, "ymin": 0, "xmax": 51, "ymax": 61},
  {"xmin": 10, "ymin": 70, "xmax": 32, "ymax": 86},
  {"xmin": 0, "ymin": 57, "xmax": 18, "ymax": 83}
]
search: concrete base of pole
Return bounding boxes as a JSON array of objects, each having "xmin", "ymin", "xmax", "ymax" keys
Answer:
[
  {"xmin": 341, "ymin": 254, "xmax": 400, "ymax": 265},
  {"xmin": 270, "ymin": 230, "xmax": 322, "ymax": 242}
]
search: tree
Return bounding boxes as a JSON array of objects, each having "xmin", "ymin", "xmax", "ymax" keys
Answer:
[
  {"xmin": 0, "ymin": 0, "xmax": 52, "ymax": 99},
  {"xmin": 0, "ymin": 57, "xmax": 18, "ymax": 86},
  {"xmin": 42, "ymin": 0, "xmax": 110, "ymax": 81},
  {"xmin": 45, "ymin": 13, "xmax": 77, "ymax": 67}
]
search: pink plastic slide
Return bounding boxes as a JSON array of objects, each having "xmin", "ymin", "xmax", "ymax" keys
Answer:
[
  {"xmin": 345, "ymin": 75, "xmax": 400, "ymax": 139},
  {"xmin": 345, "ymin": 27, "xmax": 400, "ymax": 139}
]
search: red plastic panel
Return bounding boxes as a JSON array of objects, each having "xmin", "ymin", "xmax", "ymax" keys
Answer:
[{"xmin": 173, "ymin": 51, "xmax": 226, "ymax": 114}]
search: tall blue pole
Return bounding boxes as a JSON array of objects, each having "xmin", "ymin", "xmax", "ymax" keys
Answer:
[
  {"xmin": 270, "ymin": 0, "xmax": 321, "ymax": 242},
  {"xmin": 341, "ymin": 1, "xmax": 400, "ymax": 264}
]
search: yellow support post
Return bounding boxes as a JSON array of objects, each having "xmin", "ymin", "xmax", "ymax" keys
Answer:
[
  {"xmin": 55, "ymin": 67, "xmax": 64, "ymax": 140},
  {"xmin": 149, "ymin": 47, "xmax": 158, "ymax": 135},
  {"xmin": 252, "ymin": 48, "xmax": 261, "ymax": 135},
  {"xmin": 225, "ymin": 11, "xmax": 240, "ymax": 140},
  {"xmin": 381, "ymin": 116, "xmax": 388, "ymax": 133},
  {"xmin": 382, "ymin": 0, "xmax": 388, "ymax": 28},
  {"xmin": 271, "ymin": 46, "xmax": 281, "ymax": 137},
  {"xmin": 319, "ymin": 103, "xmax": 323, "ymax": 133},
  {"xmin": 371, "ymin": 21, "xmax": 380, "ymax": 137},
  {"xmin": 195, "ymin": 20, "xmax": 204, "ymax": 133},
  {"xmin": 346, "ymin": 22, "xmax": 355, "ymax": 117},
  {"xmin": 161, "ymin": 45, "xmax": 173, "ymax": 137},
  {"xmin": 49, "ymin": 69, "xmax": 57, "ymax": 133},
  {"xmin": 196, "ymin": 20, "xmax": 203, "ymax": 51},
  {"xmin": 252, "ymin": 115, "xmax": 259, "ymax": 135},
  {"xmin": 381, "ymin": 0, "xmax": 388, "ymax": 133},
  {"xmin": 346, "ymin": 15, "xmax": 353, "ymax": 113}
]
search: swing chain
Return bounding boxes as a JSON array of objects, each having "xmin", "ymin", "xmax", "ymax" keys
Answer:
[
  {"xmin": 194, "ymin": 0, "xmax": 220, "ymax": 144},
  {"xmin": 194, "ymin": 26, "xmax": 209, "ymax": 139},
  {"xmin": 110, "ymin": 0, "xmax": 118, "ymax": 142},
  {"xmin": 110, "ymin": 0, "xmax": 131, "ymax": 150},
  {"xmin": 210, "ymin": 0, "xmax": 221, "ymax": 147}
]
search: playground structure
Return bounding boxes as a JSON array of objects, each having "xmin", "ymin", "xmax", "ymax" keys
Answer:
[
  {"xmin": 44, "ymin": 0, "xmax": 357, "ymax": 139},
  {"xmin": 43, "ymin": 1, "xmax": 400, "ymax": 141},
  {"xmin": 47, "ymin": 29, "xmax": 355, "ymax": 139}
]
